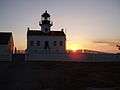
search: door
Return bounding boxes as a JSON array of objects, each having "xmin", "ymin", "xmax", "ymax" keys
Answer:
[{"xmin": 44, "ymin": 41, "xmax": 50, "ymax": 49}]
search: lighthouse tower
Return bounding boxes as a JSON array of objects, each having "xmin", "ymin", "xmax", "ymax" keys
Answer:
[{"xmin": 39, "ymin": 10, "xmax": 53, "ymax": 33}]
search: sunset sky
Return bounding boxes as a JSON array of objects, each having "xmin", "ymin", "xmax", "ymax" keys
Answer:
[{"xmin": 0, "ymin": 0, "xmax": 120, "ymax": 53}]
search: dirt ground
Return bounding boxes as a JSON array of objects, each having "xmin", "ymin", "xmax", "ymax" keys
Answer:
[{"xmin": 0, "ymin": 61, "xmax": 120, "ymax": 90}]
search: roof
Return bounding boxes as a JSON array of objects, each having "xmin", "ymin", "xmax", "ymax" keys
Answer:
[
  {"xmin": 0, "ymin": 32, "xmax": 12, "ymax": 45},
  {"xmin": 27, "ymin": 30, "xmax": 66, "ymax": 36}
]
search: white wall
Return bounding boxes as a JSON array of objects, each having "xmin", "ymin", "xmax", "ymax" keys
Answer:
[{"xmin": 27, "ymin": 36, "xmax": 66, "ymax": 54}]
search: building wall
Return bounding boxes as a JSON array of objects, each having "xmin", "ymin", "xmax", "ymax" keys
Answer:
[
  {"xmin": 0, "ymin": 36, "xmax": 14, "ymax": 61},
  {"xmin": 27, "ymin": 36, "xmax": 66, "ymax": 54},
  {"xmin": 0, "ymin": 45, "xmax": 12, "ymax": 61}
]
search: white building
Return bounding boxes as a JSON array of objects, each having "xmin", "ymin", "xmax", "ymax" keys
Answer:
[
  {"xmin": 0, "ymin": 32, "xmax": 14, "ymax": 61},
  {"xmin": 26, "ymin": 11, "xmax": 67, "ymax": 61}
]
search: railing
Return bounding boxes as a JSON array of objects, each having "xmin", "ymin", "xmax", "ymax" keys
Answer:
[{"xmin": 39, "ymin": 21, "xmax": 53, "ymax": 26}]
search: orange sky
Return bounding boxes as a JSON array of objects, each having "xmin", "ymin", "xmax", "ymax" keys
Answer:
[{"xmin": 0, "ymin": 0, "xmax": 120, "ymax": 53}]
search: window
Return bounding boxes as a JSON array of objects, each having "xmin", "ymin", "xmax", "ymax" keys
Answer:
[
  {"xmin": 53, "ymin": 41, "xmax": 57, "ymax": 46},
  {"xmin": 30, "ymin": 41, "xmax": 34, "ymax": 46},
  {"xmin": 36, "ymin": 41, "xmax": 40, "ymax": 46},
  {"xmin": 60, "ymin": 41, "xmax": 63, "ymax": 46}
]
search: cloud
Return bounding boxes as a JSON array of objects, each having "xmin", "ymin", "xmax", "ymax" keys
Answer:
[{"xmin": 93, "ymin": 39, "xmax": 120, "ymax": 46}]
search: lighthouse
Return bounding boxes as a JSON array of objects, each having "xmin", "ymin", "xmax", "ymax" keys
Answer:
[{"xmin": 26, "ymin": 11, "xmax": 66, "ymax": 61}]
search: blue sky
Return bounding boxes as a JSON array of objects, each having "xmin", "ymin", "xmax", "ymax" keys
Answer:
[{"xmin": 0, "ymin": 0, "xmax": 120, "ymax": 53}]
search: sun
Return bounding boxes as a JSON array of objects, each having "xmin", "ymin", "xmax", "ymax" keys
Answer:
[{"xmin": 67, "ymin": 44, "xmax": 81, "ymax": 52}]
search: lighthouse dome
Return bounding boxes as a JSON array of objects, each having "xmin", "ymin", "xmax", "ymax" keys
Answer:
[{"xmin": 41, "ymin": 10, "xmax": 50, "ymax": 17}]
